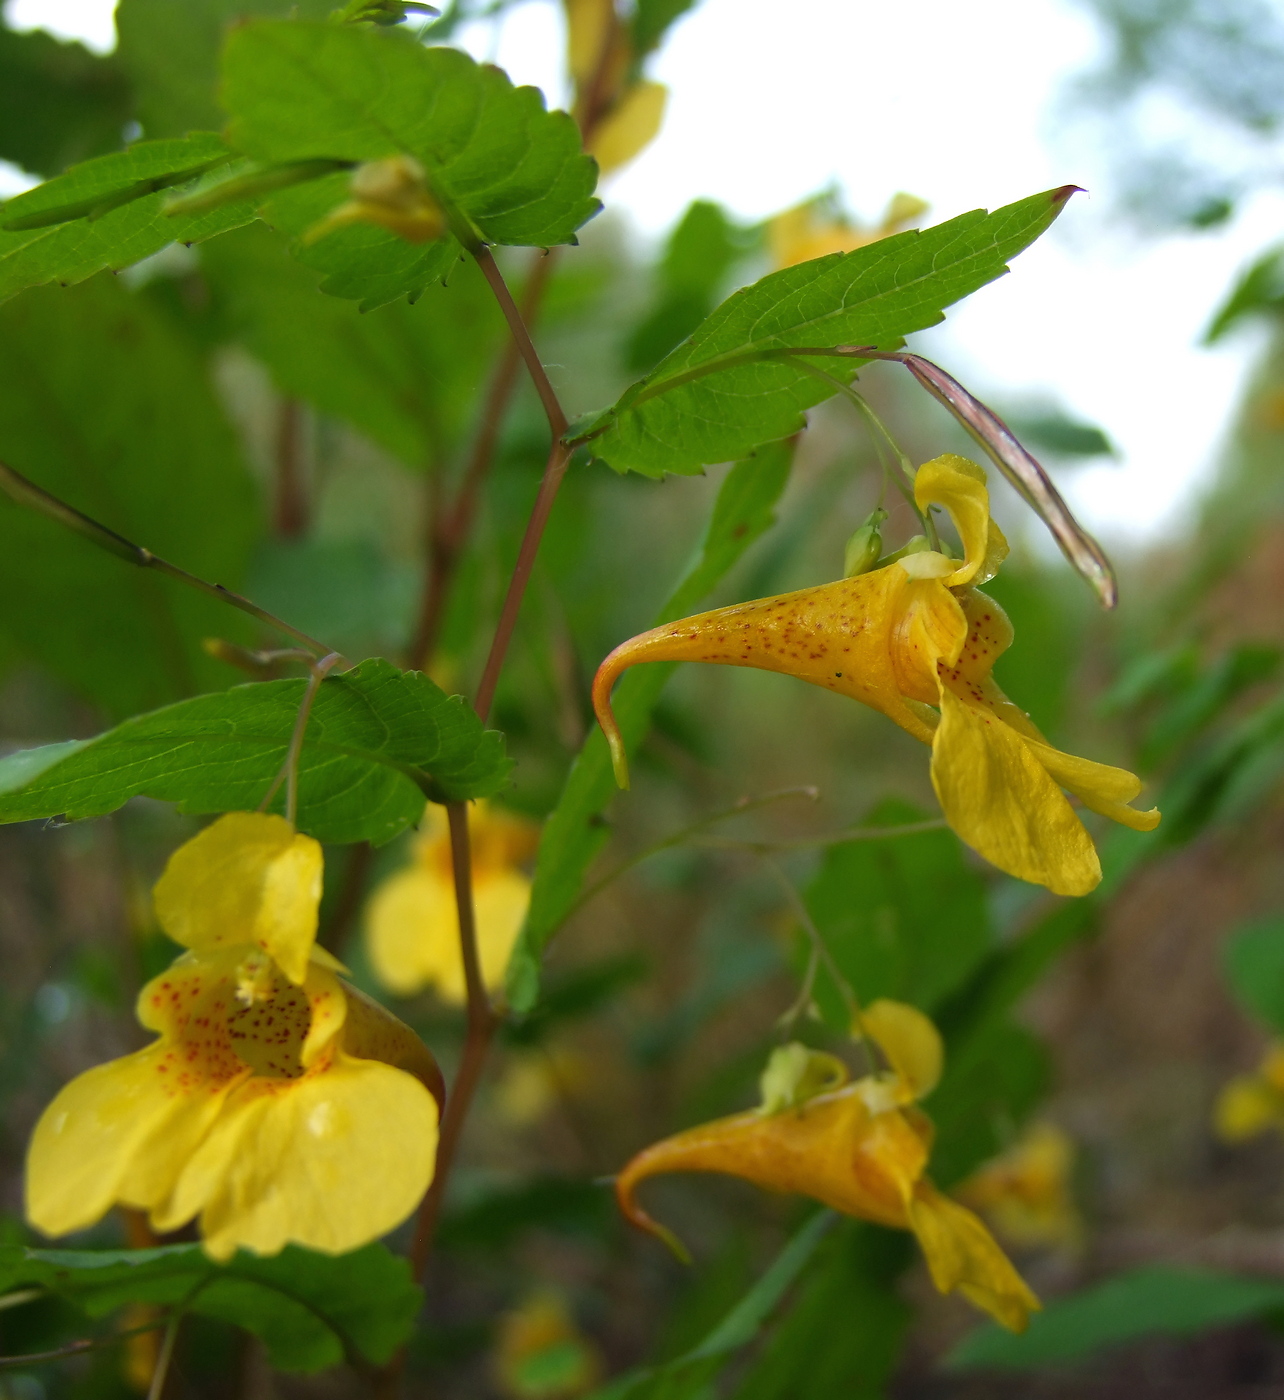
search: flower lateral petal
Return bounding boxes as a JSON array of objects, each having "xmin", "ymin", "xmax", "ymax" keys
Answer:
[
  {"xmin": 166, "ymin": 1055, "xmax": 439, "ymax": 1260},
  {"xmin": 908, "ymin": 1182, "xmax": 1041, "ymax": 1332},
  {"xmin": 931, "ymin": 685, "xmax": 1101, "ymax": 896}
]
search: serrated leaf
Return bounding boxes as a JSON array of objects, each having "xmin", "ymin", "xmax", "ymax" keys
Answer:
[
  {"xmin": 0, "ymin": 135, "xmax": 257, "ymax": 303},
  {"xmin": 580, "ymin": 187, "xmax": 1076, "ymax": 478},
  {"xmin": 632, "ymin": 0, "xmax": 700, "ymax": 58},
  {"xmin": 625, "ymin": 199, "xmax": 757, "ymax": 373},
  {"xmin": 505, "ymin": 441, "xmax": 794, "ymax": 1011},
  {"xmin": 0, "ymin": 1241, "xmax": 420, "ymax": 1372},
  {"xmin": 221, "ymin": 22, "xmax": 600, "ymax": 307},
  {"xmin": 0, "ymin": 658, "xmax": 511, "ymax": 844},
  {"xmin": 0, "ymin": 23, "xmax": 134, "ymax": 178},
  {"xmin": 949, "ymin": 1266, "xmax": 1284, "ymax": 1371},
  {"xmin": 0, "ymin": 275, "xmax": 259, "ymax": 717},
  {"xmin": 586, "ymin": 1212, "xmax": 833, "ymax": 1400}
]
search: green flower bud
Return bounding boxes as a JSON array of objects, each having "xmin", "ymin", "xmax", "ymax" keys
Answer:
[{"xmin": 843, "ymin": 507, "xmax": 888, "ymax": 577}]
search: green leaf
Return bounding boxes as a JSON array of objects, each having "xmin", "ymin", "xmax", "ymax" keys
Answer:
[
  {"xmin": 1140, "ymin": 643, "xmax": 1280, "ymax": 770},
  {"xmin": 624, "ymin": 199, "xmax": 757, "ymax": 372},
  {"xmin": 116, "ymin": 0, "xmax": 334, "ymax": 139},
  {"xmin": 929, "ymin": 1018, "xmax": 1050, "ymax": 1188},
  {"xmin": 221, "ymin": 22, "xmax": 600, "ymax": 307},
  {"xmin": 0, "ymin": 135, "xmax": 257, "ymax": 303},
  {"xmin": 0, "ymin": 275, "xmax": 259, "ymax": 717},
  {"xmin": 0, "ymin": 1241, "xmax": 420, "ymax": 1372},
  {"xmin": 983, "ymin": 566, "xmax": 1083, "ymax": 739},
  {"xmin": 506, "ymin": 440, "xmax": 795, "ymax": 1011},
  {"xmin": 0, "ymin": 658, "xmax": 511, "ymax": 844},
  {"xmin": 586, "ymin": 1211, "xmax": 834, "ymax": 1400},
  {"xmin": 0, "ymin": 22, "xmax": 133, "ymax": 178},
  {"xmin": 1004, "ymin": 407, "xmax": 1114, "ymax": 458},
  {"xmin": 632, "ymin": 0, "xmax": 701, "ymax": 58},
  {"xmin": 949, "ymin": 1266, "xmax": 1284, "ymax": 1371},
  {"xmin": 1224, "ymin": 916, "xmax": 1284, "ymax": 1032},
  {"xmin": 579, "ymin": 186, "xmax": 1076, "ymax": 478},
  {"xmin": 1204, "ymin": 244, "xmax": 1284, "ymax": 343},
  {"xmin": 200, "ymin": 222, "xmax": 504, "ymax": 466},
  {"xmin": 731, "ymin": 1223, "xmax": 912, "ymax": 1400},
  {"xmin": 803, "ymin": 798, "xmax": 993, "ymax": 1027}
]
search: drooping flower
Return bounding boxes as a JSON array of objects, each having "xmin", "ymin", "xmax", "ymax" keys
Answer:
[
  {"xmin": 27, "ymin": 812, "xmax": 443, "ymax": 1261},
  {"xmin": 1214, "ymin": 1042, "xmax": 1284, "ymax": 1143},
  {"xmin": 956, "ymin": 1122, "xmax": 1082, "ymax": 1249},
  {"xmin": 615, "ymin": 1000, "xmax": 1040, "ymax": 1332},
  {"xmin": 593, "ymin": 453, "xmax": 1159, "ymax": 896},
  {"xmin": 366, "ymin": 802, "xmax": 538, "ymax": 1002},
  {"xmin": 768, "ymin": 191, "xmax": 929, "ymax": 269}
]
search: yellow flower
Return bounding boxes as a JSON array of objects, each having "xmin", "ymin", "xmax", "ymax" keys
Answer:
[
  {"xmin": 1215, "ymin": 1043, "xmax": 1284, "ymax": 1142},
  {"xmin": 593, "ymin": 454, "xmax": 1159, "ymax": 896},
  {"xmin": 615, "ymin": 1000, "xmax": 1040, "ymax": 1332},
  {"xmin": 768, "ymin": 191, "xmax": 929, "ymax": 269},
  {"xmin": 564, "ymin": 0, "xmax": 667, "ymax": 175},
  {"xmin": 495, "ymin": 1291, "xmax": 601, "ymax": 1399},
  {"xmin": 956, "ymin": 1122, "xmax": 1082, "ymax": 1249},
  {"xmin": 366, "ymin": 802, "xmax": 538, "ymax": 1002},
  {"xmin": 26, "ymin": 813, "xmax": 443, "ymax": 1261}
]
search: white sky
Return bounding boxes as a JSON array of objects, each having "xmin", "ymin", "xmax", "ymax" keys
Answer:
[{"xmin": 5, "ymin": 0, "xmax": 1281, "ymax": 547}]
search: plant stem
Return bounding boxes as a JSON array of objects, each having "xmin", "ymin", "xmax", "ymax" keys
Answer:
[
  {"xmin": 408, "ymin": 249, "xmax": 560, "ymax": 671},
  {"xmin": 473, "ymin": 245, "xmax": 568, "ymax": 439},
  {"xmin": 0, "ymin": 458, "xmax": 337, "ymax": 657},
  {"xmin": 407, "ymin": 802, "xmax": 497, "ymax": 1281},
  {"xmin": 473, "ymin": 437, "xmax": 573, "ymax": 722},
  {"xmin": 146, "ymin": 1312, "xmax": 181, "ymax": 1400},
  {"xmin": 273, "ymin": 398, "xmax": 308, "ymax": 538}
]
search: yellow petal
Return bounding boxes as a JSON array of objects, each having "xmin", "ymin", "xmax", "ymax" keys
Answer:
[
  {"xmin": 913, "ymin": 454, "xmax": 1007, "ymax": 588},
  {"xmin": 365, "ymin": 862, "xmax": 530, "ymax": 1003},
  {"xmin": 589, "ymin": 81, "xmax": 667, "ymax": 175},
  {"xmin": 165, "ymin": 1054, "xmax": 439, "ymax": 1260},
  {"xmin": 594, "ymin": 563, "xmax": 935, "ymax": 786},
  {"xmin": 1026, "ymin": 740, "xmax": 1161, "ymax": 833},
  {"xmin": 860, "ymin": 1000, "xmax": 943, "ymax": 1100},
  {"xmin": 931, "ymin": 685, "xmax": 1101, "ymax": 896},
  {"xmin": 908, "ymin": 1181, "xmax": 1041, "ymax": 1332},
  {"xmin": 565, "ymin": 0, "xmax": 615, "ymax": 88},
  {"xmin": 340, "ymin": 979, "xmax": 445, "ymax": 1108},
  {"xmin": 152, "ymin": 813, "xmax": 322, "ymax": 985},
  {"xmin": 26, "ymin": 1045, "xmax": 241, "ymax": 1238},
  {"xmin": 1214, "ymin": 1074, "xmax": 1284, "ymax": 1142},
  {"xmin": 365, "ymin": 865, "xmax": 455, "ymax": 996}
]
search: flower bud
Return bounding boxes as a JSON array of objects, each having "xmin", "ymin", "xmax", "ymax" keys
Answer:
[
  {"xmin": 842, "ymin": 507, "xmax": 888, "ymax": 577},
  {"xmin": 758, "ymin": 1042, "xmax": 849, "ymax": 1114}
]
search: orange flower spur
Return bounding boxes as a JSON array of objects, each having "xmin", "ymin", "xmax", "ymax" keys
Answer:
[
  {"xmin": 592, "ymin": 453, "xmax": 1159, "ymax": 896},
  {"xmin": 614, "ymin": 1000, "xmax": 1040, "ymax": 1332}
]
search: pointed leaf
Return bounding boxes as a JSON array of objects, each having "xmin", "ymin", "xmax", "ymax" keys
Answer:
[
  {"xmin": 0, "ymin": 1241, "xmax": 420, "ymax": 1372},
  {"xmin": 0, "ymin": 135, "xmax": 257, "ymax": 303},
  {"xmin": 949, "ymin": 1266, "xmax": 1284, "ymax": 1371},
  {"xmin": 579, "ymin": 187, "xmax": 1076, "ymax": 477},
  {"xmin": 0, "ymin": 658, "xmax": 511, "ymax": 844},
  {"xmin": 222, "ymin": 22, "xmax": 601, "ymax": 307}
]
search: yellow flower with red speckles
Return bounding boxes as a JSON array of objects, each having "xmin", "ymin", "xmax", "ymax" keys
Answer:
[
  {"xmin": 593, "ymin": 454, "xmax": 1159, "ymax": 896},
  {"xmin": 26, "ymin": 813, "xmax": 442, "ymax": 1261}
]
